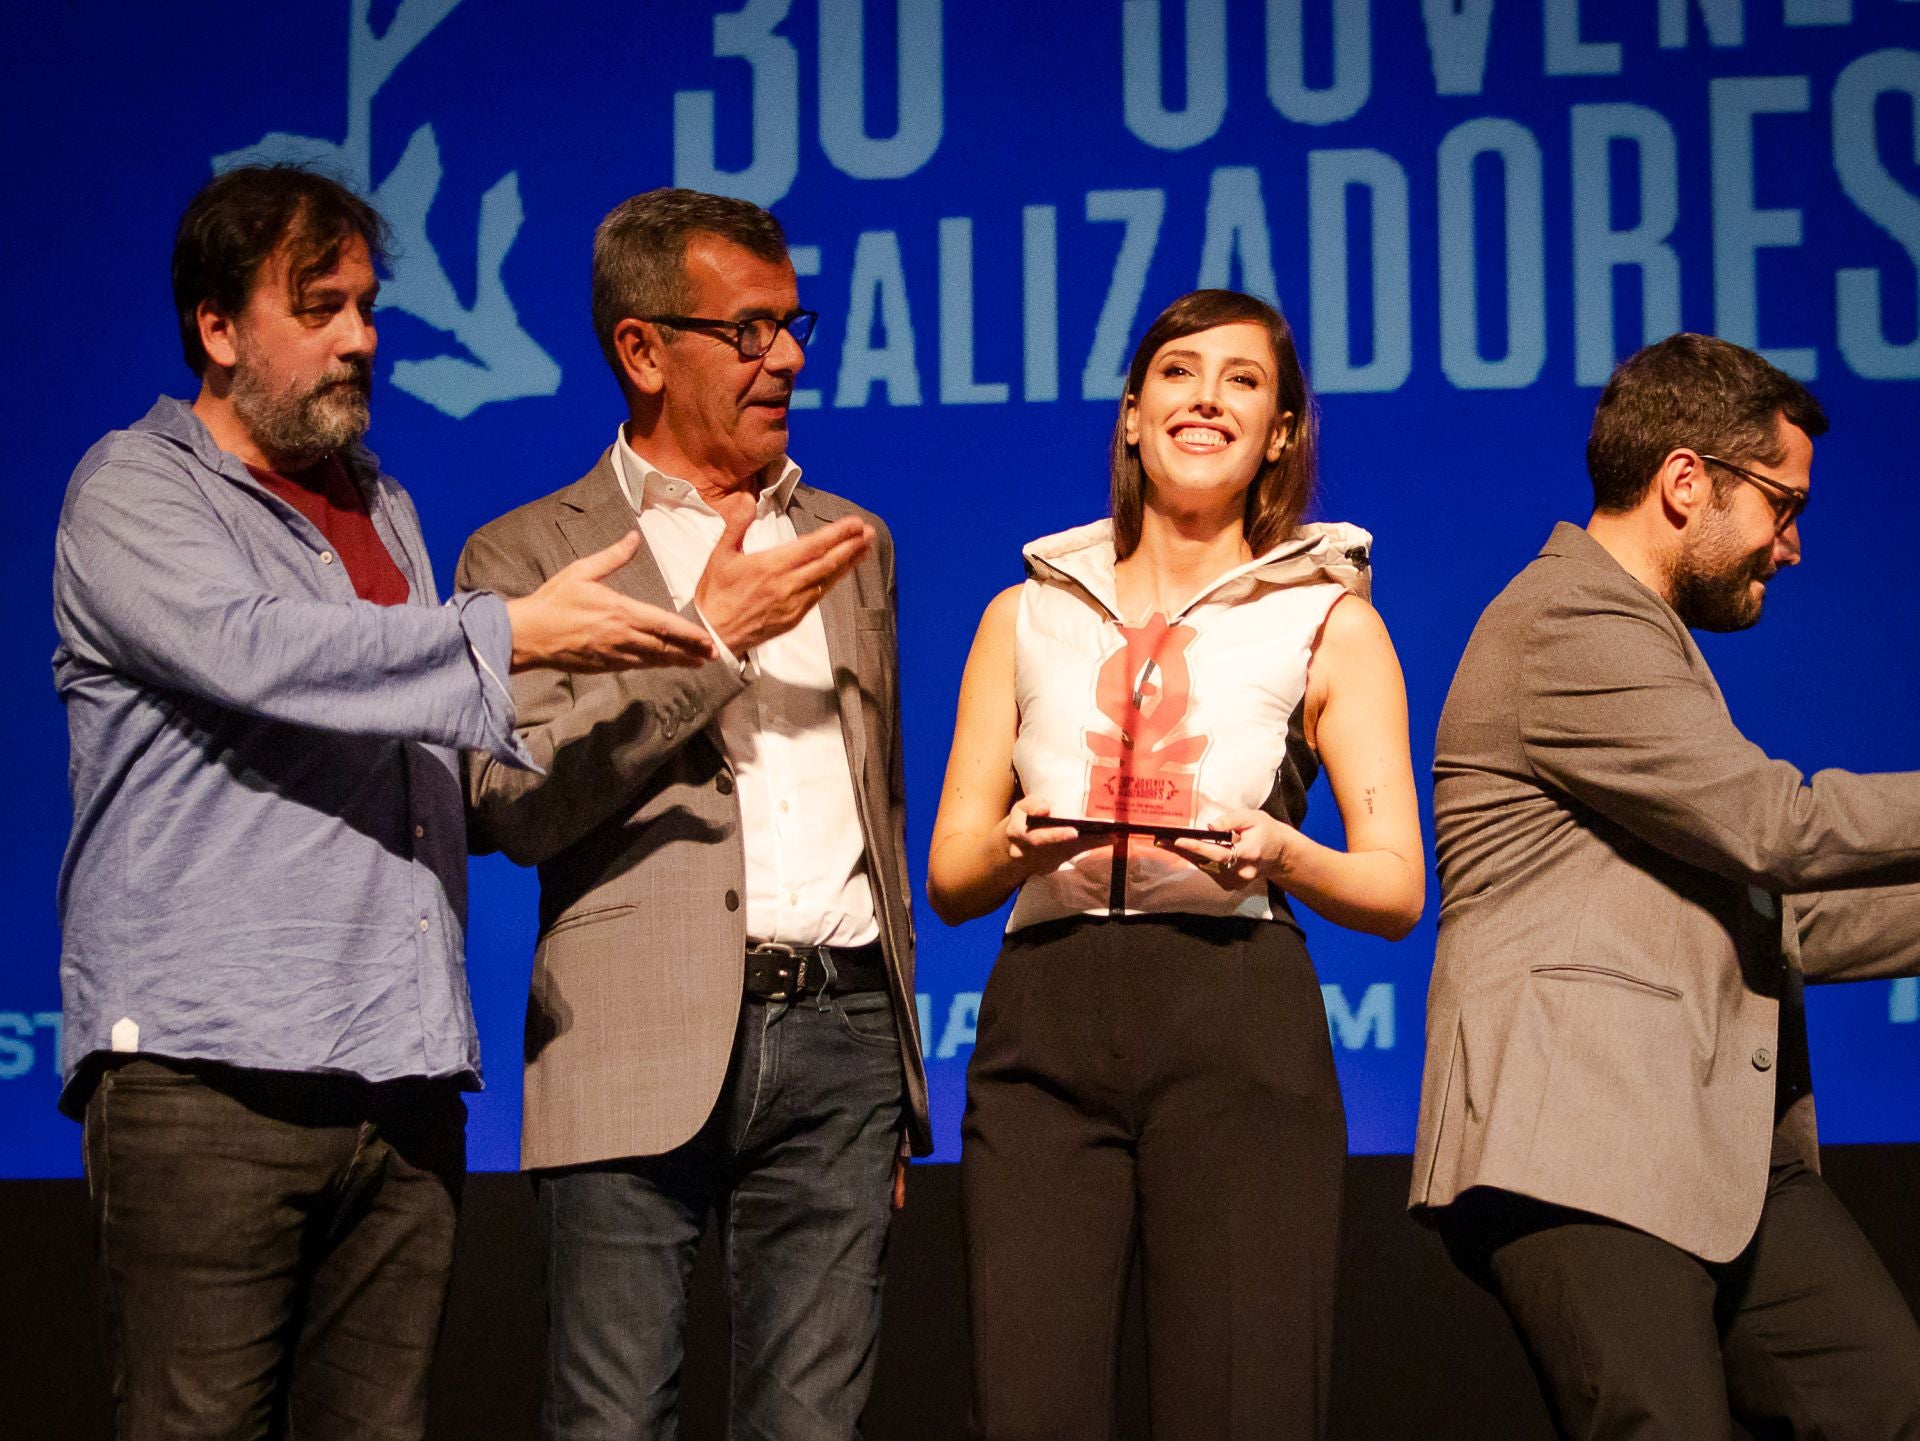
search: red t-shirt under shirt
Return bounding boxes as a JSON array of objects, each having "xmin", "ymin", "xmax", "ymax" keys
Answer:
[{"xmin": 248, "ymin": 457, "xmax": 411, "ymax": 607}]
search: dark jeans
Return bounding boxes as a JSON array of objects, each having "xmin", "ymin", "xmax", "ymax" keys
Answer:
[
  {"xmin": 1438, "ymin": 1163, "xmax": 1920, "ymax": 1440},
  {"xmin": 961, "ymin": 915, "xmax": 1347, "ymax": 1441},
  {"xmin": 537, "ymin": 989, "xmax": 905, "ymax": 1441},
  {"xmin": 82, "ymin": 1057, "xmax": 466, "ymax": 1441}
]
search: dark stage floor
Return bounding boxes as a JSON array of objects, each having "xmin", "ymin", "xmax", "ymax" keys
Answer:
[{"xmin": 8, "ymin": 1149, "xmax": 1917, "ymax": 1439}]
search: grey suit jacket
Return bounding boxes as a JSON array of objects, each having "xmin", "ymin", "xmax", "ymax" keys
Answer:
[
  {"xmin": 1411, "ymin": 523, "xmax": 1920, "ymax": 1262},
  {"xmin": 457, "ymin": 449, "xmax": 929, "ymax": 1171}
]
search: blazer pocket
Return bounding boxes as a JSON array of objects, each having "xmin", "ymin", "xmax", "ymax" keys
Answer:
[
  {"xmin": 540, "ymin": 902, "xmax": 637, "ymax": 943},
  {"xmin": 1528, "ymin": 963, "xmax": 1682, "ymax": 1000},
  {"xmin": 527, "ymin": 903, "xmax": 638, "ymax": 1062},
  {"xmin": 856, "ymin": 606, "xmax": 894, "ymax": 632}
]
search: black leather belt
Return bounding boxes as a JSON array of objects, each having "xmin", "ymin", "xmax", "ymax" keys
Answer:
[{"xmin": 743, "ymin": 941, "xmax": 888, "ymax": 1002}]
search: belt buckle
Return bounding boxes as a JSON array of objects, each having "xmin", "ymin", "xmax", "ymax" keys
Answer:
[{"xmin": 753, "ymin": 941, "xmax": 807, "ymax": 1002}]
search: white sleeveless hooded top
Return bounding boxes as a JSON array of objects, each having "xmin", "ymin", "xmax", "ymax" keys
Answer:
[{"xmin": 1008, "ymin": 518, "xmax": 1373, "ymax": 934}]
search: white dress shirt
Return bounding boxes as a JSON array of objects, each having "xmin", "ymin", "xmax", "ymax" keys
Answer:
[{"xmin": 612, "ymin": 428, "xmax": 879, "ymax": 947}]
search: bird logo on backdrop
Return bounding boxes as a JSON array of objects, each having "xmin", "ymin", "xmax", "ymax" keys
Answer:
[{"xmin": 213, "ymin": 0, "xmax": 560, "ymax": 419}]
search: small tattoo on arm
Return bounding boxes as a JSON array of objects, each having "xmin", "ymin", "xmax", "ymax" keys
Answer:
[{"xmin": 1364, "ymin": 787, "xmax": 1377, "ymax": 816}]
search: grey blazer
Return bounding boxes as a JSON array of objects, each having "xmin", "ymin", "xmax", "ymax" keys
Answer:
[
  {"xmin": 1411, "ymin": 523, "xmax": 1920, "ymax": 1262},
  {"xmin": 457, "ymin": 450, "xmax": 929, "ymax": 1171}
]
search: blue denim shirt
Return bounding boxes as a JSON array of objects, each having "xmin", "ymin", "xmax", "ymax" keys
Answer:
[{"xmin": 52, "ymin": 398, "xmax": 534, "ymax": 1112}]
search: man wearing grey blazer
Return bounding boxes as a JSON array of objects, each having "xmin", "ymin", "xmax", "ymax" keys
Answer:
[
  {"xmin": 458, "ymin": 190, "xmax": 928, "ymax": 1441},
  {"xmin": 1412, "ymin": 333, "xmax": 1920, "ymax": 1438}
]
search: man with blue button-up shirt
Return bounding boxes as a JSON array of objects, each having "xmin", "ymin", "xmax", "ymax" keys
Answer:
[{"xmin": 52, "ymin": 165, "xmax": 713, "ymax": 1441}]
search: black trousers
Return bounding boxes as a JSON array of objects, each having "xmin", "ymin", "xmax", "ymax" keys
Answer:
[
  {"xmin": 1438, "ymin": 1163, "xmax": 1920, "ymax": 1441},
  {"xmin": 961, "ymin": 914, "xmax": 1347, "ymax": 1441},
  {"xmin": 82, "ymin": 1058, "xmax": 466, "ymax": 1441}
]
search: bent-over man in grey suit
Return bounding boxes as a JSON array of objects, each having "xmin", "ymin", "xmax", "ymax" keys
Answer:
[
  {"xmin": 458, "ymin": 189, "xmax": 929, "ymax": 1441},
  {"xmin": 1411, "ymin": 333, "xmax": 1920, "ymax": 1439}
]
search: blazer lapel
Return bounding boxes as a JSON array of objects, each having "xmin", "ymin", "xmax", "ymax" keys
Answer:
[
  {"xmin": 790, "ymin": 490, "xmax": 872, "ymax": 788},
  {"xmin": 555, "ymin": 448, "xmax": 677, "ymax": 611}
]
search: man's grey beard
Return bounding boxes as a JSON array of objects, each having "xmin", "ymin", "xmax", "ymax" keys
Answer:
[
  {"xmin": 230, "ymin": 348, "xmax": 372, "ymax": 469},
  {"xmin": 1669, "ymin": 503, "xmax": 1774, "ymax": 633}
]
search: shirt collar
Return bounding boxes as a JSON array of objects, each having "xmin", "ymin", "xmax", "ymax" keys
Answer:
[
  {"xmin": 613, "ymin": 424, "xmax": 803, "ymax": 519},
  {"xmin": 1022, "ymin": 518, "xmax": 1374, "ymax": 620}
]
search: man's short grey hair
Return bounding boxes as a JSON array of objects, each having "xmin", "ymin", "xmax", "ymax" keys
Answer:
[{"xmin": 591, "ymin": 188, "xmax": 789, "ymax": 382}]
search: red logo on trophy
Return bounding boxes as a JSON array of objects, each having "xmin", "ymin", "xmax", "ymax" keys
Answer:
[{"xmin": 1083, "ymin": 614, "xmax": 1208, "ymax": 826}]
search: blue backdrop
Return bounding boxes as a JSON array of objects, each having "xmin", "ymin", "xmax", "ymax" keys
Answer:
[{"xmin": 5, "ymin": 0, "xmax": 1918, "ymax": 1176}]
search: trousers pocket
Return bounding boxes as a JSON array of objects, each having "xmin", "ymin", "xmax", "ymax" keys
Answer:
[{"xmin": 835, "ymin": 992, "xmax": 901, "ymax": 1050}]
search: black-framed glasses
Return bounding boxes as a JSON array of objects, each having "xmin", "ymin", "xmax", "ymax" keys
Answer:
[
  {"xmin": 639, "ymin": 310, "xmax": 819, "ymax": 359},
  {"xmin": 1696, "ymin": 452, "xmax": 1807, "ymax": 537}
]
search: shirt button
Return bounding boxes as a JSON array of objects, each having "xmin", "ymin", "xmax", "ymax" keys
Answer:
[
  {"xmin": 779, "ymin": 799, "xmax": 790, "ymax": 813},
  {"xmin": 1752, "ymin": 1047, "xmax": 1773, "ymax": 1071},
  {"xmin": 725, "ymin": 890, "xmax": 740, "ymax": 912},
  {"xmin": 414, "ymin": 824, "xmax": 426, "ymax": 839},
  {"xmin": 319, "ymin": 551, "xmax": 334, "ymax": 565},
  {"xmin": 716, "ymin": 774, "xmax": 734, "ymax": 795},
  {"xmin": 788, "ymin": 892, "xmax": 798, "ymax": 906}
]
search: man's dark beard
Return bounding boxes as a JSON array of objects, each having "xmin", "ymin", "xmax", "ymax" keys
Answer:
[
  {"xmin": 230, "ymin": 354, "xmax": 372, "ymax": 468},
  {"xmin": 1670, "ymin": 541, "xmax": 1773, "ymax": 632}
]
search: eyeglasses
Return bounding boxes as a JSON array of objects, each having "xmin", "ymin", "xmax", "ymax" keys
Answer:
[
  {"xmin": 1695, "ymin": 452, "xmax": 1808, "ymax": 537},
  {"xmin": 639, "ymin": 310, "xmax": 819, "ymax": 359}
]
